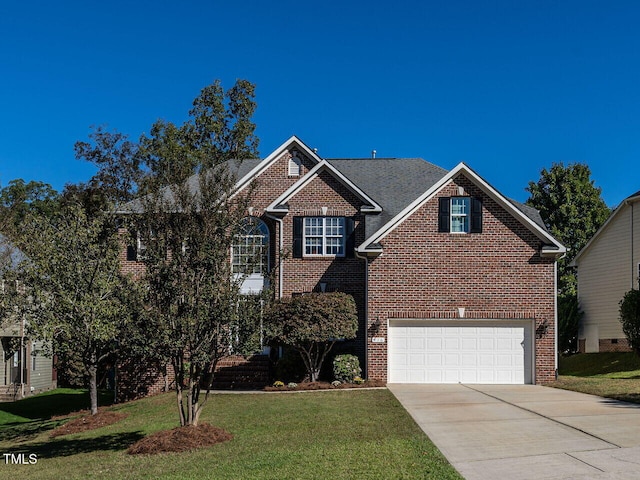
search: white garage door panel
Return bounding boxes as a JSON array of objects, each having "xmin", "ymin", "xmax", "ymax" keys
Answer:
[{"xmin": 389, "ymin": 322, "xmax": 532, "ymax": 384}]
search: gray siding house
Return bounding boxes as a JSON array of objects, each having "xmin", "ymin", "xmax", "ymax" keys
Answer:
[
  {"xmin": 573, "ymin": 190, "xmax": 640, "ymax": 352},
  {"xmin": 0, "ymin": 235, "xmax": 55, "ymax": 400}
]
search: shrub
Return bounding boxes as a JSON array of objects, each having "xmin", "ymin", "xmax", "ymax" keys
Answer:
[
  {"xmin": 331, "ymin": 380, "xmax": 341, "ymax": 387},
  {"xmin": 333, "ymin": 354, "xmax": 362, "ymax": 383},
  {"xmin": 264, "ymin": 292, "xmax": 358, "ymax": 382},
  {"xmin": 353, "ymin": 376, "xmax": 364, "ymax": 385},
  {"xmin": 620, "ymin": 289, "xmax": 640, "ymax": 356},
  {"xmin": 272, "ymin": 380, "xmax": 284, "ymax": 388},
  {"xmin": 287, "ymin": 382, "xmax": 298, "ymax": 389}
]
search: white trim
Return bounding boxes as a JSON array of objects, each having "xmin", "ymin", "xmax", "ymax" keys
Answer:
[
  {"xmin": 572, "ymin": 194, "xmax": 640, "ymax": 266},
  {"xmin": 302, "ymin": 216, "xmax": 346, "ymax": 257},
  {"xmin": 357, "ymin": 162, "xmax": 566, "ymax": 255},
  {"xmin": 265, "ymin": 160, "xmax": 383, "ymax": 214},
  {"xmin": 233, "ymin": 136, "xmax": 323, "ymax": 197}
]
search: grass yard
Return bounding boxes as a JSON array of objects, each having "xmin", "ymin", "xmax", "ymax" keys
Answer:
[
  {"xmin": 0, "ymin": 388, "xmax": 461, "ymax": 479},
  {"xmin": 551, "ymin": 352, "xmax": 640, "ymax": 404}
]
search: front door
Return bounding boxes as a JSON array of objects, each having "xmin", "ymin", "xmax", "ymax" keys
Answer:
[{"xmin": 9, "ymin": 346, "xmax": 27, "ymax": 385}]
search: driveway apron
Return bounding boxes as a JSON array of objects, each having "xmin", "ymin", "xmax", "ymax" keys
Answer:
[{"xmin": 389, "ymin": 384, "xmax": 640, "ymax": 480}]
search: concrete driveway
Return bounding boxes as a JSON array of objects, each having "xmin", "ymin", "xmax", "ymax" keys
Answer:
[{"xmin": 389, "ymin": 384, "xmax": 640, "ymax": 480}]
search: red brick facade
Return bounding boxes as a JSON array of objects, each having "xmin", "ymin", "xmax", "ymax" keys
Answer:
[
  {"xmin": 117, "ymin": 139, "xmax": 562, "ymax": 390},
  {"xmin": 366, "ymin": 175, "xmax": 557, "ymax": 383}
]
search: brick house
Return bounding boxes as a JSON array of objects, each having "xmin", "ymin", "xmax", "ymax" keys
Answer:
[{"xmin": 121, "ymin": 136, "xmax": 565, "ymax": 387}]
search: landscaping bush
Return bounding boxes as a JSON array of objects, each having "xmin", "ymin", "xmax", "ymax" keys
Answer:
[
  {"xmin": 333, "ymin": 354, "xmax": 362, "ymax": 383},
  {"xmin": 620, "ymin": 289, "xmax": 640, "ymax": 356}
]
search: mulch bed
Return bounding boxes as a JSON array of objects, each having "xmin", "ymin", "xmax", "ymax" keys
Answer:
[
  {"xmin": 50, "ymin": 410, "xmax": 128, "ymax": 437},
  {"xmin": 264, "ymin": 379, "xmax": 386, "ymax": 392},
  {"xmin": 127, "ymin": 423, "xmax": 233, "ymax": 455}
]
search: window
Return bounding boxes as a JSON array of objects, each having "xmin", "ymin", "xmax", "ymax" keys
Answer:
[
  {"xmin": 303, "ymin": 217, "xmax": 345, "ymax": 256},
  {"xmin": 450, "ymin": 197, "xmax": 470, "ymax": 233},
  {"xmin": 293, "ymin": 216, "xmax": 355, "ymax": 258},
  {"xmin": 232, "ymin": 217, "xmax": 269, "ymax": 275},
  {"xmin": 438, "ymin": 196, "xmax": 483, "ymax": 233}
]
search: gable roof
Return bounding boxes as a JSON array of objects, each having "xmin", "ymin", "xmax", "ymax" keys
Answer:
[
  {"xmin": 265, "ymin": 160, "xmax": 382, "ymax": 214},
  {"xmin": 327, "ymin": 158, "xmax": 448, "ymax": 239},
  {"xmin": 571, "ymin": 189, "xmax": 640, "ymax": 266},
  {"xmin": 233, "ymin": 135, "xmax": 322, "ymax": 196},
  {"xmin": 355, "ymin": 162, "xmax": 566, "ymax": 257},
  {"xmin": 119, "ymin": 136, "xmax": 562, "ymax": 257}
]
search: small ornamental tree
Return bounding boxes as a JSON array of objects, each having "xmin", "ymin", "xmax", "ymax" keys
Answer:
[
  {"xmin": 264, "ymin": 292, "xmax": 358, "ymax": 382},
  {"xmin": 619, "ymin": 289, "xmax": 640, "ymax": 356}
]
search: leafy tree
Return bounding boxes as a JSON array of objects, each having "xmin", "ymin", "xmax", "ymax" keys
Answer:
[
  {"xmin": 0, "ymin": 179, "xmax": 59, "ymax": 233},
  {"xmin": 15, "ymin": 202, "xmax": 134, "ymax": 415},
  {"xmin": 526, "ymin": 162, "xmax": 610, "ymax": 295},
  {"xmin": 123, "ymin": 79, "xmax": 259, "ymax": 427},
  {"xmin": 74, "ymin": 126, "xmax": 142, "ymax": 204},
  {"xmin": 527, "ymin": 163, "xmax": 610, "ymax": 353},
  {"xmin": 263, "ymin": 293, "xmax": 358, "ymax": 382},
  {"xmin": 619, "ymin": 289, "xmax": 640, "ymax": 356},
  {"xmin": 132, "ymin": 170, "xmax": 251, "ymax": 426}
]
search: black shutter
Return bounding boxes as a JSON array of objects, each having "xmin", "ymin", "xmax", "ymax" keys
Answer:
[
  {"xmin": 293, "ymin": 217, "xmax": 303, "ymax": 258},
  {"xmin": 470, "ymin": 197, "xmax": 483, "ymax": 233},
  {"xmin": 438, "ymin": 197, "xmax": 450, "ymax": 232},
  {"xmin": 345, "ymin": 217, "xmax": 355, "ymax": 258}
]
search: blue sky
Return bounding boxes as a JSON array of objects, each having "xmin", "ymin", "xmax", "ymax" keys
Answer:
[{"xmin": 1, "ymin": 1, "xmax": 639, "ymax": 207}]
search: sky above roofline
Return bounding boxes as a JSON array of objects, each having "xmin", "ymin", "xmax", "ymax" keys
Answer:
[{"xmin": 1, "ymin": 1, "xmax": 638, "ymax": 207}]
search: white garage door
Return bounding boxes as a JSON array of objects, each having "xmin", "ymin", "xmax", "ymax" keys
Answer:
[{"xmin": 388, "ymin": 321, "xmax": 533, "ymax": 384}]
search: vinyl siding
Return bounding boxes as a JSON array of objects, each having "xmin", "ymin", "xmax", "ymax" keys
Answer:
[
  {"xmin": 29, "ymin": 340, "xmax": 53, "ymax": 392},
  {"xmin": 578, "ymin": 202, "xmax": 640, "ymax": 341}
]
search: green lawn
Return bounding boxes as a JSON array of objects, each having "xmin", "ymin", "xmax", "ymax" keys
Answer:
[
  {"xmin": 551, "ymin": 352, "xmax": 640, "ymax": 404},
  {"xmin": 0, "ymin": 388, "xmax": 461, "ymax": 479}
]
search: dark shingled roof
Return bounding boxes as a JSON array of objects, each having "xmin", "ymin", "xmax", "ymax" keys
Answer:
[
  {"xmin": 121, "ymin": 155, "xmax": 551, "ymax": 240},
  {"xmin": 327, "ymin": 158, "xmax": 549, "ymax": 239},
  {"xmin": 327, "ymin": 158, "xmax": 448, "ymax": 239},
  {"xmin": 627, "ymin": 190, "xmax": 640, "ymax": 200}
]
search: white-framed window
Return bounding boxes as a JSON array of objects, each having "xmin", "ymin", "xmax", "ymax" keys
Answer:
[
  {"xmin": 304, "ymin": 217, "xmax": 345, "ymax": 257},
  {"xmin": 438, "ymin": 196, "xmax": 482, "ymax": 234},
  {"xmin": 288, "ymin": 153, "xmax": 302, "ymax": 177},
  {"xmin": 450, "ymin": 197, "xmax": 470, "ymax": 233},
  {"xmin": 232, "ymin": 217, "xmax": 269, "ymax": 275}
]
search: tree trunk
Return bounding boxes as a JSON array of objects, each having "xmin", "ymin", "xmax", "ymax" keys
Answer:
[{"xmin": 88, "ymin": 354, "xmax": 99, "ymax": 415}]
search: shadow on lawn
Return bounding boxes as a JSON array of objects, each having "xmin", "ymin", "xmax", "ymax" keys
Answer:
[
  {"xmin": 3, "ymin": 431, "xmax": 145, "ymax": 458},
  {"xmin": 0, "ymin": 389, "xmax": 114, "ymax": 421},
  {"xmin": 0, "ymin": 418, "xmax": 66, "ymax": 443}
]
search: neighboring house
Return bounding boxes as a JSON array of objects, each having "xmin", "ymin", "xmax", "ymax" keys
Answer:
[
  {"xmin": 0, "ymin": 235, "xmax": 56, "ymax": 400},
  {"xmin": 121, "ymin": 136, "xmax": 565, "ymax": 387},
  {"xmin": 572, "ymin": 190, "xmax": 640, "ymax": 353}
]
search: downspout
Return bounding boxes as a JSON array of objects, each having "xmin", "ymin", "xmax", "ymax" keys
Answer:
[
  {"xmin": 264, "ymin": 213, "xmax": 284, "ymax": 299},
  {"xmin": 632, "ymin": 202, "xmax": 635, "ymax": 289},
  {"xmin": 20, "ymin": 313, "xmax": 25, "ymax": 398},
  {"xmin": 355, "ymin": 249, "xmax": 369, "ymax": 379},
  {"xmin": 554, "ymin": 260, "xmax": 558, "ymax": 380}
]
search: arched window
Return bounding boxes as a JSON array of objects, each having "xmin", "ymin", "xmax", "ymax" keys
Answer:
[{"xmin": 232, "ymin": 217, "xmax": 269, "ymax": 275}]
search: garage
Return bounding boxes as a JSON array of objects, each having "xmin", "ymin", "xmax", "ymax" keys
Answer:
[{"xmin": 388, "ymin": 320, "xmax": 533, "ymax": 384}]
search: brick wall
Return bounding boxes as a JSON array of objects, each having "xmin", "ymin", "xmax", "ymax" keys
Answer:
[
  {"xmin": 598, "ymin": 338, "xmax": 632, "ymax": 352},
  {"xmin": 367, "ymin": 175, "xmax": 557, "ymax": 384}
]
